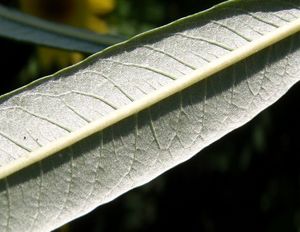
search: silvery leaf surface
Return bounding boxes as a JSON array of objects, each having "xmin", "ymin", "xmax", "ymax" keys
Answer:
[{"xmin": 0, "ymin": 0, "xmax": 299, "ymax": 231}]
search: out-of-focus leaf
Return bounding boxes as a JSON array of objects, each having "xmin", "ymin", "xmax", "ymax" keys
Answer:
[{"xmin": 0, "ymin": 4, "xmax": 124, "ymax": 53}]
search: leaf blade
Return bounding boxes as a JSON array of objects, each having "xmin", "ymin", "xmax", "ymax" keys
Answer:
[
  {"xmin": 0, "ymin": 15, "xmax": 299, "ymax": 180},
  {"xmin": 0, "ymin": 0, "xmax": 299, "ymax": 231}
]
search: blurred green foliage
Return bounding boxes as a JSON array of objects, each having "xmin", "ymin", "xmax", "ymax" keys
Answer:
[{"xmin": 0, "ymin": 0, "xmax": 299, "ymax": 231}]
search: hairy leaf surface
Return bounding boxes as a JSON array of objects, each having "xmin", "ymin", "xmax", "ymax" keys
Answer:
[{"xmin": 0, "ymin": 0, "xmax": 299, "ymax": 231}]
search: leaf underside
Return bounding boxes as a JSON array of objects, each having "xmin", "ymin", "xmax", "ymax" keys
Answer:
[{"xmin": 0, "ymin": 0, "xmax": 300, "ymax": 231}]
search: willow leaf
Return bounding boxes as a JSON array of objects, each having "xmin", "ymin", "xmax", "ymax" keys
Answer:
[
  {"xmin": 0, "ymin": 4, "xmax": 124, "ymax": 53},
  {"xmin": 0, "ymin": 0, "xmax": 300, "ymax": 231}
]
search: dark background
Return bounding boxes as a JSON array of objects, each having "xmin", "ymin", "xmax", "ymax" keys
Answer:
[{"xmin": 0, "ymin": 0, "xmax": 299, "ymax": 231}]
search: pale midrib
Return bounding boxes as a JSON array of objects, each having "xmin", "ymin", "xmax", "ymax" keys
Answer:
[{"xmin": 0, "ymin": 17, "xmax": 299, "ymax": 180}]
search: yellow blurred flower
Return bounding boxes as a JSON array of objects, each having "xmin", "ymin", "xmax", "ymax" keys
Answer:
[{"xmin": 19, "ymin": 0, "xmax": 115, "ymax": 68}]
